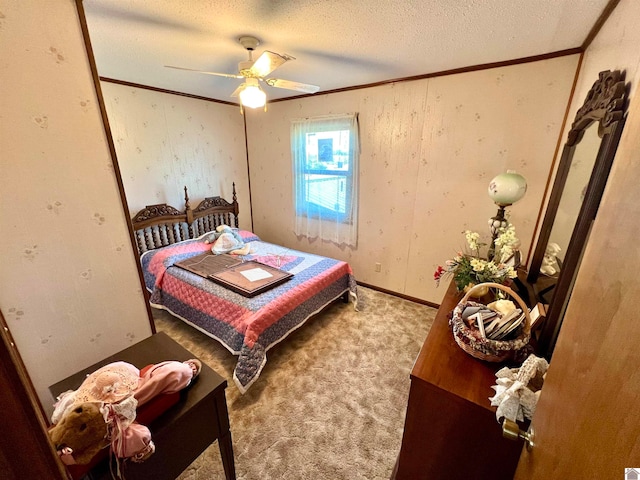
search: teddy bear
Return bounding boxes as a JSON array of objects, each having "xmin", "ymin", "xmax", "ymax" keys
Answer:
[
  {"xmin": 204, "ymin": 224, "xmax": 251, "ymax": 255},
  {"xmin": 49, "ymin": 402, "xmax": 110, "ymax": 466},
  {"xmin": 49, "ymin": 358, "xmax": 202, "ymax": 471}
]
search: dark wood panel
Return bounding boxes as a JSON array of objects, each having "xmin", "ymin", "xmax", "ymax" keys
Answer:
[
  {"xmin": 396, "ymin": 381, "xmax": 521, "ymax": 480},
  {"xmin": 0, "ymin": 311, "xmax": 66, "ymax": 479}
]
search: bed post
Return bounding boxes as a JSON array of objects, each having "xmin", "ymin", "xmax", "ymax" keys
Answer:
[
  {"xmin": 184, "ymin": 186, "xmax": 194, "ymax": 224},
  {"xmin": 232, "ymin": 182, "xmax": 239, "ymax": 228}
]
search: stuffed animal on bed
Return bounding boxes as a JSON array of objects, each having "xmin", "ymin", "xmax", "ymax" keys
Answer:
[
  {"xmin": 49, "ymin": 359, "xmax": 201, "ymax": 469},
  {"xmin": 204, "ymin": 224, "xmax": 251, "ymax": 255}
]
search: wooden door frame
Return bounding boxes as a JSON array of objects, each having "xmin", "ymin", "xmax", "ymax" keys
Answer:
[{"xmin": 0, "ymin": 310, "xmax": 66, "ymax": 479}]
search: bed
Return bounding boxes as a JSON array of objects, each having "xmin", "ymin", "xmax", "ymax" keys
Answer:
[{"xmin": 132, "ymin": 185, "xmax": 358, "ymax": 392}]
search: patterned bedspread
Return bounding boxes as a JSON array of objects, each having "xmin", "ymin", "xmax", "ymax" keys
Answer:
[{"xmin": 140, "ymin": 231, "xmax": 358, "ymax": 392}]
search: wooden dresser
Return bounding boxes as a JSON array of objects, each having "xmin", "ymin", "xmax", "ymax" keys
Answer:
[{"xmin": 392, "ymin": 282, "xmax": 522, "ymax": 480}]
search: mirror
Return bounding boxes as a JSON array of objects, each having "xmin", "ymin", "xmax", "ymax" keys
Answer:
[
  {"xmin": 528, "ymin": 70, "xmax": 628, "ymax": 358},
  {"xmin": 540, "ymin": 125, "xmax": 600, "ymax": 282}
]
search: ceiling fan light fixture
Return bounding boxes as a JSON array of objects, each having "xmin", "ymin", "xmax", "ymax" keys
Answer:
[
  {"xmin": 239, "ymin": 79, "xmax": 266, "ymax": 109},
  {"xmin": 165, "ymin": 34, "xmax": 318, "ymax": 112}
]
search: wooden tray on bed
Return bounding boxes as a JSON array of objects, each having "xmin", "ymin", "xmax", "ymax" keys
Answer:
[
  {"xmin": 175, "ymin": 253, "xmax": 242, "ymax": 278},
  {"xmin": 208, "ymin": 261, "xmax": 293, "ymax": 297}
]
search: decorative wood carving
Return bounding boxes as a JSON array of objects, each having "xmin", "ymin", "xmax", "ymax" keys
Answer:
[
  {"xmin": 193, "ymin": 196, "xmax": 233, "ymax": 211},
  {"xmin": 567, "ymin": 70, "xmax": 627, "ymax": 146},
  {"xmin": 130, "ymin": 184, "xmax": 241, "ymax": 254},
  {"xmin": 191, "ymin": 182, "xmax": 240, "ymax": 229},
  {"xmin": 131, "ymin": 203, "xmax": 184, "ymax": 224}
]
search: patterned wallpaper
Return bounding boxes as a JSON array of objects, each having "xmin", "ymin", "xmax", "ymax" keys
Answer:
[
  {"xmin": 0, "ymin": 0, "xmax": 151, "ymax": 412},
  {"xmin": 101, "ymin": 83, "xmax": 251, "ymax": 231},
  {"xmin": 246, "ymin": 56, "xmax": 580, "ymax": 304}
]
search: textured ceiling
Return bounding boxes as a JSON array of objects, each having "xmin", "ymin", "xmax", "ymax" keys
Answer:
[{"xmin": 83, "ymin": 0, "xmax": 610, "ymax": 104}]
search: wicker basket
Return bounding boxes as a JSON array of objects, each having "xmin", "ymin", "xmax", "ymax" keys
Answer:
[{"xmin": 450, "ymin": 282, "xmax": 531, "ymax": 362}]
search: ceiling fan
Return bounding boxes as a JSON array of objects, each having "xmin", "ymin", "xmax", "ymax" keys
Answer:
[{"xmin": 166, "ymin": 36, "xmax": 320, "ymax": 111}]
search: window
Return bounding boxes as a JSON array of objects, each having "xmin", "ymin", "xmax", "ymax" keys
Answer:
[{"xmin": 291, "ymin": 113, "xmax": 359, "ymax": 246}]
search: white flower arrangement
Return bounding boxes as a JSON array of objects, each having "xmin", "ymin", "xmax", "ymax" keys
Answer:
[{"xmin": 434, "ymin": 225, "xmax": 520, "ymax": 293}]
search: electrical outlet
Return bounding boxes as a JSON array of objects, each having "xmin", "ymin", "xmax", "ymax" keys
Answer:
[{"xmin": 375, "ymin": 263, "xmax": 382, "ymax": 272}]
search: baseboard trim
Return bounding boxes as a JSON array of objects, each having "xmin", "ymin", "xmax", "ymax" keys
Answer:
[{"xmin": 356, "ymin": 282, "xmax": 440, "ymax": 309}]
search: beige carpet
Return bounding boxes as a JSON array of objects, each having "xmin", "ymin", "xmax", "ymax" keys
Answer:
[{"xmin": 154, "ymin": 286, "xmax": 437, "ymax": 480}]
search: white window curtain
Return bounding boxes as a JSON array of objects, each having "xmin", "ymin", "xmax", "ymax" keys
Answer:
[{"xmin": 291, "ymin": 113, "xmax": 359, "ymax": 247}]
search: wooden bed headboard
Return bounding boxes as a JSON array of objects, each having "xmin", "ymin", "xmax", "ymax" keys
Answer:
[{"xmin": 131, "ymin": 184, "xmax": 239, "ymax": 254}]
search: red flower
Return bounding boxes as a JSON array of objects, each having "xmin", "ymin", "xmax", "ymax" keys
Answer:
[{"xmin": 433, "ymin": 266, "xmax": 445, "ymax": 280}]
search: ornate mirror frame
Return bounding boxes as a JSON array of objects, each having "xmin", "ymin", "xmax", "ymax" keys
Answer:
[{"xmin": 528, "ymin": 70, "xmax": 628, "ymax": 358}]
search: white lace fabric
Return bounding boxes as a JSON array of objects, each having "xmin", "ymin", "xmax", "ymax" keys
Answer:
[{"xmin": 489, "ymin": 354, "xmax": 549, "ymax": 422}]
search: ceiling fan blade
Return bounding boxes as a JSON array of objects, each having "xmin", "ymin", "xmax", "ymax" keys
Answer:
[
  {"xmin": 247, "ymin": 51, "xmax": 293, "ymax": 78},
  {"xmin": 230, "ymin": 84, "xmax": 245, "ymax": 98},
  {"xmin": 264, "ymin": 78, "xmax": 320, "ymax": 94},
  {"xmin": 165, "ymin": 65, "xmax": 243, "ymax": 79}
]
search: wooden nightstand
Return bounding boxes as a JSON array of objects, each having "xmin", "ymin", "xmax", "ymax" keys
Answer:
[{"xmin": 49, "ymin": 332, "xmax": 236, "ymax": 480}]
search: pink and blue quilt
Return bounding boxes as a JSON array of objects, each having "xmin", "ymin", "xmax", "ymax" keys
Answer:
[{"xmin": 140, "ymin": 231, "xmax": 358, "ymax": 392}]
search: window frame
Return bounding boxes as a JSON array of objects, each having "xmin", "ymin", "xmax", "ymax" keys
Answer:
[{"xmin": 293, "ymin": 118, "xmax": 357, "ymax": 224}]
